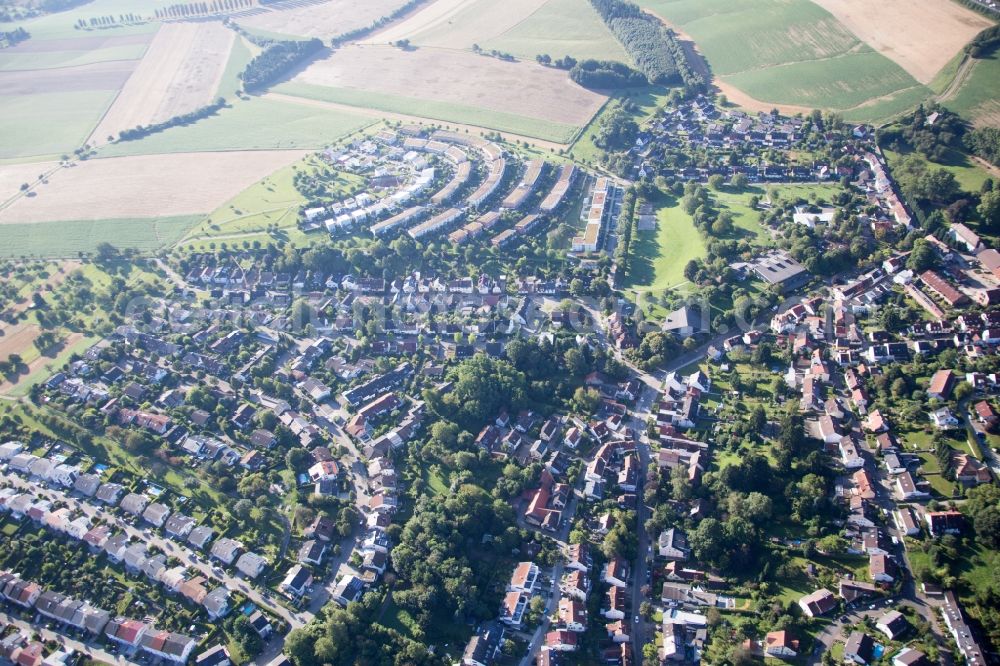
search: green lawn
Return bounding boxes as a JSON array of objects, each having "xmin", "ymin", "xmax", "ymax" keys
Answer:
[
  {"xmin": 97, "ymin": 97, "xmax": 375, "ymax": 157},
  {"xmin": 623, "ymin": 192, "xmax": 706, "ymax": 293},
  {"xmin": 272, "ymin": 82, "xmax": 583, "ymax": 144},
  {"xmin": 0, "ymin": 90, "xmax": 118, "ymax": 160},
  {"xmin": 481, "ymin": 0, "xmax": 629, "ymax": 63},
  {"xmin": 0, "ymin": 215, "xmax": 201, "ymax": 258},
  {"xmin": 639, "ymin": 0, "xmax": 929, "ymax": 119}
]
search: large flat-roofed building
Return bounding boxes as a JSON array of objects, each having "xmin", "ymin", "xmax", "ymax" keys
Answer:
[{"xmin": 750, "ymin": 251, "xmax": 809, "ymax": 292}]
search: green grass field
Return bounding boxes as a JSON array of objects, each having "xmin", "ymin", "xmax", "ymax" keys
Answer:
[
  {"xmin": 481, "ymin": 0, "xmax": 629, "ymax": 63},
  {"xmin": 272, "ymin": 82, "xmax": 583, "ymax": 144},
  {"xmin": 623, "ymin": 192, "xmax": 706, "ymax": 293},
  {"xmin": 943, "ymin": 47, "xmax": 1000, "ymax": 128},
  {"xmin": 0, "ymin": 215, "xmax": 200, "ymax": 258},
  {"xmin": 96, "ymin": 97, "xmax": 375, "ymax": 157},
  {"xmin": 0, "ymin": 90, "xmax": 118, "ymax": 160},
  {"xmin": 639, "ymin": 0, "xmax": 930, "ymax": 120}
]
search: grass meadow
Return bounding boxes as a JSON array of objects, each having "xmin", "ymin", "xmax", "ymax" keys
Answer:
[{"xmin": 273, "ymin": 82, "xmax": 584, "ymax": 144}]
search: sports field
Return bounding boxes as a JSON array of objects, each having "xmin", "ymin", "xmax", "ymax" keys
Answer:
[{"xmin": 640, "ymin": 0, "xmax": 938, "ymax": 120}]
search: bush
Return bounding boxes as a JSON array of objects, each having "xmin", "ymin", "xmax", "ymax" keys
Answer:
[{"xmin": 569, "ymin": 59, "xmax": 646, "ymax": 88}]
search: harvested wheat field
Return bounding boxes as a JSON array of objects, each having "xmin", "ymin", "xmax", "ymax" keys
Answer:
[
  {"xmin": 89, "ymin": 21, "xmax": 235, "ymax": 144},
  {"xmin": 0, "ymin": 151, "xmax": 305, "ymax": 224},
  {"xmin": 290, "ymin": 44, "xmax": 605, "ymax": 127},
  {"xmin": 238, "ymin": 0, "xmax": 408, "ymax": 40},
  {"xmin": 810, "ymin": 0, "xmax": 992, "ymax": 84},
  {"xmin": 368, "ymin": 0, "xmax": 548, "ymax": 49}
]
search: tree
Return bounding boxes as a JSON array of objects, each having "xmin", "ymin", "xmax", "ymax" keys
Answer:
[
  {"xmin": 730, "ymin": 172, "xmax": 748, "ymax": 190},
  {"xmin": 572, "ymin": 386, "xmax": 601, "ymax": 414},
  {"xmin": 708, "ymin": 174, "xmax": 725, "ymax": 191},
  {"xmin": 980, "ymin": 189, "xmax": 1000, "ymax": 231},
  {"xmin": 690, "ymin": 518, "xmax": 725, "ymax": 564},
  {"xmin": 907, "ymin": 239, "xmax": 934, "ymax": 272}
]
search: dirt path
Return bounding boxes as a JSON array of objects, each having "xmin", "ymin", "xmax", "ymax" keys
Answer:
[
  {"xmin": 971, "ymin": 155, "xmax": 1000, "ymax": 180},
  {"xmin": 263, "ymin": 91, "xmax": 572, "ymax": 151},
  {"xmin": 936, "ymin": 54, "xmax": 975, "ymax": 103}
]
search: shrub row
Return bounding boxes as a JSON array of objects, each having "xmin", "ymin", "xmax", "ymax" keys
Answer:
[{"xmin": 240, "ymin": 38, "xmax": 323, "ymax": 92}]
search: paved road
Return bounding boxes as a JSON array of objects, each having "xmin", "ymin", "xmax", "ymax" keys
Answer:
[
  {"xmin": 629, "ymin": 385, "xmax": 657, "ymax": 664},
  {"xmin": 0, "ymin": 472, "xmax": 304, "ymax": 630},
  {"xmin": 0, "ymin": 610, "xmax": 137, "ymax": 666},
  {"xmin": 517, "ymin": 459, "xmax": 587, "ymax": 666}
]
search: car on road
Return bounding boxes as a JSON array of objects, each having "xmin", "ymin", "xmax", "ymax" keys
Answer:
[{"xmin": 634, "ymin": 616, "xmax": 639, "ymax": 623}]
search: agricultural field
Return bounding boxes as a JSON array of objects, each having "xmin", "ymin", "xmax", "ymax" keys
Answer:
[
  {"xmin": 0, "ymin": 150, "xmax": 305, "ymax": 223},
  {"xmin": 943, "ymin": 46, "xmax": 1000, "ymax": 128},
  {"xmin": 480, "ymin": 0, "xmax": 628, "ymax": 62},
  {"xmin": 370, "ymin": 0, "xmax": 626, "ymax": 63},
  {"xmin": 623, "ymin": 193, "xmax": 706, "ymax": 294},
  {"xmin": 279, "ymin": 44, "xmax": 605, "ymax": 143},
  {"xmin": 95, "ymin": 96, "xmax": 374, "ymax": 156},
  {"xmin": 236, "ymin": 0, "xmax": 408, "ymax": 41},
  {"xmin": 809, "ymin": 0, "xmax": 991, "ymax": 84},
  {"xmin": 0, "ymin": 33, "xmax": 152, "ymax": 71},
  {"xmin": 0, "ymin": 4, "xmax": 167, "ymax": 160},
  {"xmin": 639, "ymin": 0, "xmax": 938, "ymax": 121},
  {"xmin": 0, "ymin": 216, "xmax": 201, "ymax": 258},
  {"xmin": 88, "ymin": 21, "xmax": 236, "ymax": 145}
]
